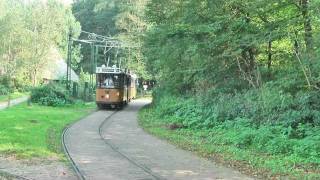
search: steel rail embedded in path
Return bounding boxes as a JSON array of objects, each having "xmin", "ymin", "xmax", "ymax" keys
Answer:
[{"xmin": 98, "ymin": 111, "xmax": 166, "ymax": 180}]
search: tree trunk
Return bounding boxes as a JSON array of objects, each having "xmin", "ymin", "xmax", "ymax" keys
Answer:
[
  {"xmin": 294, "ymin": 32, "xmax": 299, "ymax": 55},
  {"xmin": 32, "ymin": 69, "xmax": 37, "ymax": 86},
  {"xmin": 7, "ymin": 74, "xmax": 11, "ymax": 108},
  {"xmin": 249, "ymin": 48, "xmax": 261, "ymax": 87},
  {"xmin": 267, "ymin": 39, "xmax": 273, "ymax": 79},
  {"xmin": 267, "ymin": 40, "xmax": 272, "ymax": 70},
  {"xmin": 239, "ymin": 48, "xmax": 260, "ymax": 88},
  {"xmin": 301, "ymin": 0, "xmax": 313, "ymax": 54}
]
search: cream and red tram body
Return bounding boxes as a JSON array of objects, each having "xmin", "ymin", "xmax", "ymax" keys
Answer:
[{"xmin": 96, "ymin": 65, "xmax": 137, "ymax": 109}]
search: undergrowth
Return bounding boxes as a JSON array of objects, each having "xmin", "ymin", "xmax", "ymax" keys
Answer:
[
  {"xmin": 139, "ymin": 85, "xmax": 320, "ymax": 179},
  {"xmin": 31, "ymin": 83, "xmax": 75, "ymax": 107}
]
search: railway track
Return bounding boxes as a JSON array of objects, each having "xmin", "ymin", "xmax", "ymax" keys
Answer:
[
  {"xmin": 62, "ymin": 126, "xmax": 86, "ymax": 180},
  {"xmin": 62, "ymin": 110, "xmax": 165, "ymax": 180}
]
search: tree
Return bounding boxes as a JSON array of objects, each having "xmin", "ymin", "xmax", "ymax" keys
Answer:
[
  {"xmin": 0, "ymin": 0, "xmax": 26, "ymax": 105},
  {"xmin": 0, "ymin": 0, "xmax": 81, "ymax": 94},
  {"xmin": 115, "ymin": 0, "xmax": 150, "ymax": 79},
  {"xmin": 22, "ymin": 0, "xmax": 80, "ymax": 86},
  {"xmin": 143, "ymin": 0, "xmax": 320, "ymax": 93}
]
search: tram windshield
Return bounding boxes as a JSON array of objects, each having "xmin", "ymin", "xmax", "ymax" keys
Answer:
[{"xmin": 97, "ymin": 73, "xmax": 122, "ymax": 88}]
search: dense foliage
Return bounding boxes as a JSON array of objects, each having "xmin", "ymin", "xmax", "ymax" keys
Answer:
[
  {"xmin": 31, "ymin": 83, "xmax": 74, "ymax": 106},
  {"xmin": 142, "ymin": 1, "xmax": 320, "ymax": 176},
  {"xmin": 145, "ymin": 0, "xmax": 320, "ymax": 93},
  {"xmin": 143, "ymin": 1, "xmax": 320, "ymax": 127},
  {"xmin": 140, "ymin": 100, "xmax": 320, "ymax": 178},
  {"xmin": 153, "ymin": 92, "xmax": 320, "ymax": 157}
]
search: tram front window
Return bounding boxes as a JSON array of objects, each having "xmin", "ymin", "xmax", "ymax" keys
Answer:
[{"xmin": 97, "ymin": 74, "xmax": 121, "ymax": 88}]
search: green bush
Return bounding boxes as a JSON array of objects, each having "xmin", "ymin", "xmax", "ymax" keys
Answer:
[
  {"xmin": 0, "ymin": 84, "xmax": 9, "ymax": 95},
  {"xmin": 151, "ymin": 86, "xmax": 320, "ymax": 164},
  {"xmin": 0, "ymin": 76, "xmax": 11, "ymax": 95},
  {"xmin": 0, "ymin": 76, "xmax": 10, "ymax": 88},
  {"xmin": 0, "ymin": 75, "xmax": 31, "ymax": 93},
  {"xmin": 14, "ymin": 75, "xmax": 32, "ymax": 92},
  {"xmin": 31, "ymin": 83, "xmax": 74, "ymax": 106}
]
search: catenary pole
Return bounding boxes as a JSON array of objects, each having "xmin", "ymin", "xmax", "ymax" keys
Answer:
[{"xmin": 66, "ymin": 32, "xmax": 72, "ymax": 90}]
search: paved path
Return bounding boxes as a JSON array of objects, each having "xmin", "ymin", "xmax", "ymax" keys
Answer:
[
  {"xmin": 65, "ymin": 99, "xmax": 253, "ymax": 180},
  {"xmin": 0, "ymin": 96, "xmax": 29, "ymax": 110}
]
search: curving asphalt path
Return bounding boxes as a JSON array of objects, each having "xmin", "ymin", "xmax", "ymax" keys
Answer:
[
  {"xmin": 64, "ymin": 99, "xmax": 253, "ymax": 180},
  {"xmin": 0, "ymin": 96, "xmax": 29, "ymax": 110}
]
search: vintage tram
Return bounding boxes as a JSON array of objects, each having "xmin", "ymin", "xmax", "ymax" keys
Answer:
[{"xmin": 96, "ymin": 65, "xmax": 137, "ymax": 109}]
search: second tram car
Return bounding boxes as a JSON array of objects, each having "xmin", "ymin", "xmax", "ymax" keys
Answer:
[{"xmin": 96, "ymin": 65, "xmax": 137, "ymax": 109}]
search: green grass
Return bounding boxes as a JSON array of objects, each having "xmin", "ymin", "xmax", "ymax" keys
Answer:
[
  {"xmin": 0, "ymin": 102, "xmax": 95, "ymax": 159},
  {"xmin": 139, "ymin": 105, "xmax": 320, "ymax": 180},
  {"xmin": 0, "ymin": 92, "xmax": 29, "ymax": 103}
]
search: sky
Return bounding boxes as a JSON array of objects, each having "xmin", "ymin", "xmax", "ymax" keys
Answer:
[
  {"xmin": 59, "ymin": 0, "xmax": 73, "ymax": 5},
  {"xmin": 24, "ymin": 0, "xmax": 73, "ymax": 6}
]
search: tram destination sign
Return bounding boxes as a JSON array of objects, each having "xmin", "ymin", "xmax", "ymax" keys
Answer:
[{"xmin": 96, "ymin": 66, "xmax": 122, "ymax": 74}]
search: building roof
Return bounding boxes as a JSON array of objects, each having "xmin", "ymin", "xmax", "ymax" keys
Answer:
[{"xmin": 42, "ymin": 48, "xmax": 79, "ymax": 82}]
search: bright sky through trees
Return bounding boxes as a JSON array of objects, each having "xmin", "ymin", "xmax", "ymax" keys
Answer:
[
  {"xmin": 59, "ymin": 0, "xmax": 72, "ymax": 5},
  {"xmin": 23, "ymin": 0, "xmax": 72, "ymax": 5}
]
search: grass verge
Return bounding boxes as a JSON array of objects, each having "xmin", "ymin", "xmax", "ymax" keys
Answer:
[
  {"xmin": 0, "ymin": 102, "xmax": 95, "ymax": 159},
  {"xmin": 138, "ymin": 104, "xmax": 320, "ymax": 180}
]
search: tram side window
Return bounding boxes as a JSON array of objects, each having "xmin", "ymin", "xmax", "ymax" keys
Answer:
[{"xmin": 97, "ymin": 74, "xmax": 122, "ymax": 88}]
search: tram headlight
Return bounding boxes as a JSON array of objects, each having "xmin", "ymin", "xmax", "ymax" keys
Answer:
[
  {"xmin": 116, "ymin": 92, "xmax": 120, "ymax": 96},
  {"xmin": 105, "ymin": 90, "xmax": 110, "ymax": 99}
]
